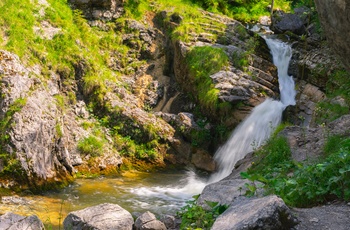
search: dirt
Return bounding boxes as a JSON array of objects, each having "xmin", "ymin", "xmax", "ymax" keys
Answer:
[{"xmin": 292, "ymin": 201, "xmax": 350, "ymax": 230}]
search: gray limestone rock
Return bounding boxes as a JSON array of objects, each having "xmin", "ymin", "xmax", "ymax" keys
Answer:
[
  {"xmin": 63, "ymin": 203, "xmax": 134, "ymax": 230},
  {"xmin": 197, "ymin": 179, "xmax": 250, "ymax": 209},
  {"xmin": 211, "ymin": 195, "xmax": 298, "ymax": 230},
  {"xmin": 134, "ymin": 211, "xmax": 166, "ymax": 230},
  {"xmin": 0, "ymin": 212, "xmax": 45, "ymax": 230}
]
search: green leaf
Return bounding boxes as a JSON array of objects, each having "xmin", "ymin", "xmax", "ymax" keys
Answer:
[{"xmin": 205, "ymin": 200, "xmax": 219, "ymax": 208}]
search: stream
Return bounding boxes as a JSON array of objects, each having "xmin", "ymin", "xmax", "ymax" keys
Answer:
[{"xmin": 0, "ymin": 169, "xmax": 207, "ymax": 229}]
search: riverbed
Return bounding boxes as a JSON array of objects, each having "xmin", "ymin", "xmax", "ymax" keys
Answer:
[{"xmin": 0, "ymin": 169, "xmax": 207, "ymax": 229}]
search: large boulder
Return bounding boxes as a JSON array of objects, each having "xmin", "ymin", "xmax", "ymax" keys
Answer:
[
  {"xmin": 0, "ymin": 212, "xmax": 44, "ymax": 230},
  {"xmin": 197, "ymin": 178, "xmax": 250, "ymax": 209},
  {"xmin": 271, "ymin": 10, "xmax": 306, "ymax": 35},
  {"xmin": 314, "ymin": 0, "xmax": 350, "ymax": 72},
  {"xmin": 63, "ymin": 203, "xmax": 134, "ymax": 230},
  {"xmin": 211, "ymin": 195, "xmax": 298, "ymax": 230}
]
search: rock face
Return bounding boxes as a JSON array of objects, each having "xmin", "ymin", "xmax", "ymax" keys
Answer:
[
  {"xmin": 63, "ymin": 203, "xmax": 134, "ymax": 230},
  {"xmin": 0, "ymin": 50, "xmax": 122, "ymax": 189},
  {"xmin": 314, "ymin": 0, "xmax": 350, "ymax": 72},
  {"xmin": 166, "ymin": 11, "xmax": 279, "ymax": 126},
  {"xmin": 0, "ymin": 212, "xmax": 45, "ymax": 230},
  {"xmin": 211, "ymin": 195, "xmax": 298, "ymax": 230},
  {"xmin": 134, "ymin": 211, "xmax": 167, "ymax": 230},
  {"xmin": 280, "ymin": 114, "xmax": 350, "ymax": 162},
  {"xmin": 0, "ymin": 50, "xmax": 74, "ymax": 187}
]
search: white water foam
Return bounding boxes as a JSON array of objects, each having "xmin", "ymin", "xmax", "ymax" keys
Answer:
[{"xmin": 209, "ymin": 38, "xmax": 296, "ymax": 183}]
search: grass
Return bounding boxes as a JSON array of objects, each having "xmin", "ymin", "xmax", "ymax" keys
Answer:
[{"xmin": 186, "ymin": 46, "xmax": 229, "ymax": 114}]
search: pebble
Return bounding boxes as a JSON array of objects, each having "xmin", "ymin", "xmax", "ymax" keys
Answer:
[{"xmin": 310, "ymin": 218, "xmax": 319, "ymax": 223}]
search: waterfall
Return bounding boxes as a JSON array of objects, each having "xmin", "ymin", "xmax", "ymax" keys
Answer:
[{"xmin": 209, "ymin": 38, "xmax": 296, "ymax": 183}]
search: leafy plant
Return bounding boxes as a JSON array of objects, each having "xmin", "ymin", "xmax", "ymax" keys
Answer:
[
  {"xmin": 177, "ymin": 194, "xmax": 228, "ymax": 229},
  {"xmin": 243, "ymin": 135, "xmax": 350, "ymax": 207}
]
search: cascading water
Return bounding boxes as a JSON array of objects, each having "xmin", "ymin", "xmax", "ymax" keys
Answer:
[{"xmin": 209, "ymin": 37, "xmax": 296, "ymax": 183}]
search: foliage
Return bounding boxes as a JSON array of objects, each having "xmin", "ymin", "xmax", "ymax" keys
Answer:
[
  {"xmin": 326, "ymin": 70, "xmax": 350, "ymax": 103},
  {"xmin": 190, "ymin": 0, "xmax": 291, "ymax": 22},
  {"xmin": 112, "ymin": 134, "xmax": 159, "ymax": 160},
  {"xmin": 0, "ymin": 98, "xmax": 27, "ymax": 149},
  {"xmin": 314, "ymin": 101, "xmax": 349, "ymax": 125},
  {"xmin": 186, "ymin": 46, "xmax": 229, "ymax": 114},
  {"xmin": 77, "ymin": 135, "xmax": 105, "ymax": 157},
  {"xmin": 242, "ymin": 135, "xmax": 350, "ymax": 207},
  {"xmin": 177, "ymin": 194, "xmax": 228, "ymax": 229}
]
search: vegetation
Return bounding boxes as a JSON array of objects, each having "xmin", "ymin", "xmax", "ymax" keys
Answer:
[
  {"xmin": 186, "ymin": 46, "xmax": 229, "ymax": 114},
  {"xmin": 77, "ymin": 135, "xmax": 105, "ymax": 157},
  {"xmin": 241, "ymin": 134, "xmax": 350, "ymax": 207},
  {"xmin": 177, "ymin": 194, "xmax": 228, "ymax": 229}
]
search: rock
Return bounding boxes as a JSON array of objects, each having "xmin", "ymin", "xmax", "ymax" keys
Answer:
[
  {"xmin": 289, "ymin": 43, "xmax": 342, "ymax": 90},
  {"xmin": 160, "ymin": 215, "xmax": 180, "ymax": 230},
  {"xmin": 33, "ymin": 20, "xmax": 61, "ymax": 40},
  {"xmin": 170, "ymin": 11, "xmax": 279, "ymax": 125},
  {"xmin": 68, "ymin": 0, "xmax": 125, "ymax": 22},
  {"xmin": 211, "ymin": 195, "xmax": 298, "ymax": 230},
  {"xmin": 271, "ymin": 10, "xmax": 305, "ymax": 35},
  {"xmin": 197, "ymin": 178, "xmax": 250, "ymax": 209},
  {"xmin": 63, "ymin": 203, "xmax": 134, "ymax": 230},
  {"xmin": 292, "ymin": 202, "xmax": 350, "ymax": 230},
  {"xmin": 314, "ymin": 0, "xmax": 350, "ymax": 72},
  {"xmin": 0, "ymin": 212, "xmax": 45, "ymax": 230},
  {"xmin": 191, "ymin": 149, "xmax": 216, "ymax": 172},
  {"xmin": 134, "ymin": 211, "xmax": 166, "ymax": 230},
  {"xmin": 285, "ymin": 81, "xmax": 325, "ymax": 126},
  {"xmin": 280, "ymin": 114, "xmax": 350, "ymax": 162}
]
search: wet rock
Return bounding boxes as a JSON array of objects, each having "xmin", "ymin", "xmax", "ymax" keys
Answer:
[
  {"xmin": 191, "ymin": 149, "xmax": 216, "ymax": 172},
  {"xmin": 63, "ymin": 203, "xmax": 134, "ymax": 230},
  {"xmin": 134, "ymin": 211, "xmax": 166, "ymax": 230},
  {"xmin": 286, "ymin": 81, "xmax": 325, "ymax": 126},
  {"xmin": 211, "ymin": 195, "xmax": 298, "ymax": 230},
  {"xmin": 0, "ymin": 212, "xmax": 45, "ymax": 230}
]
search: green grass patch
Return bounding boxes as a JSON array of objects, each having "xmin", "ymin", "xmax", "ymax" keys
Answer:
[
  {"xmin": 314, "ymin": 101, "xmax": 349, "ymax": 125},
  {"xmin": 77, "ymin": 135, "xmax": 105, "ymax": 157},
  {"xmin": 186, "ymin": 46, "xmax": 229, "ymax": 114}
]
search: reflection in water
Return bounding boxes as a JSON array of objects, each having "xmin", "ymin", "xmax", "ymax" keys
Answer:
[{"xmin": 0, "ymin": 169, "xmax": 207, "ymax": 229}]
